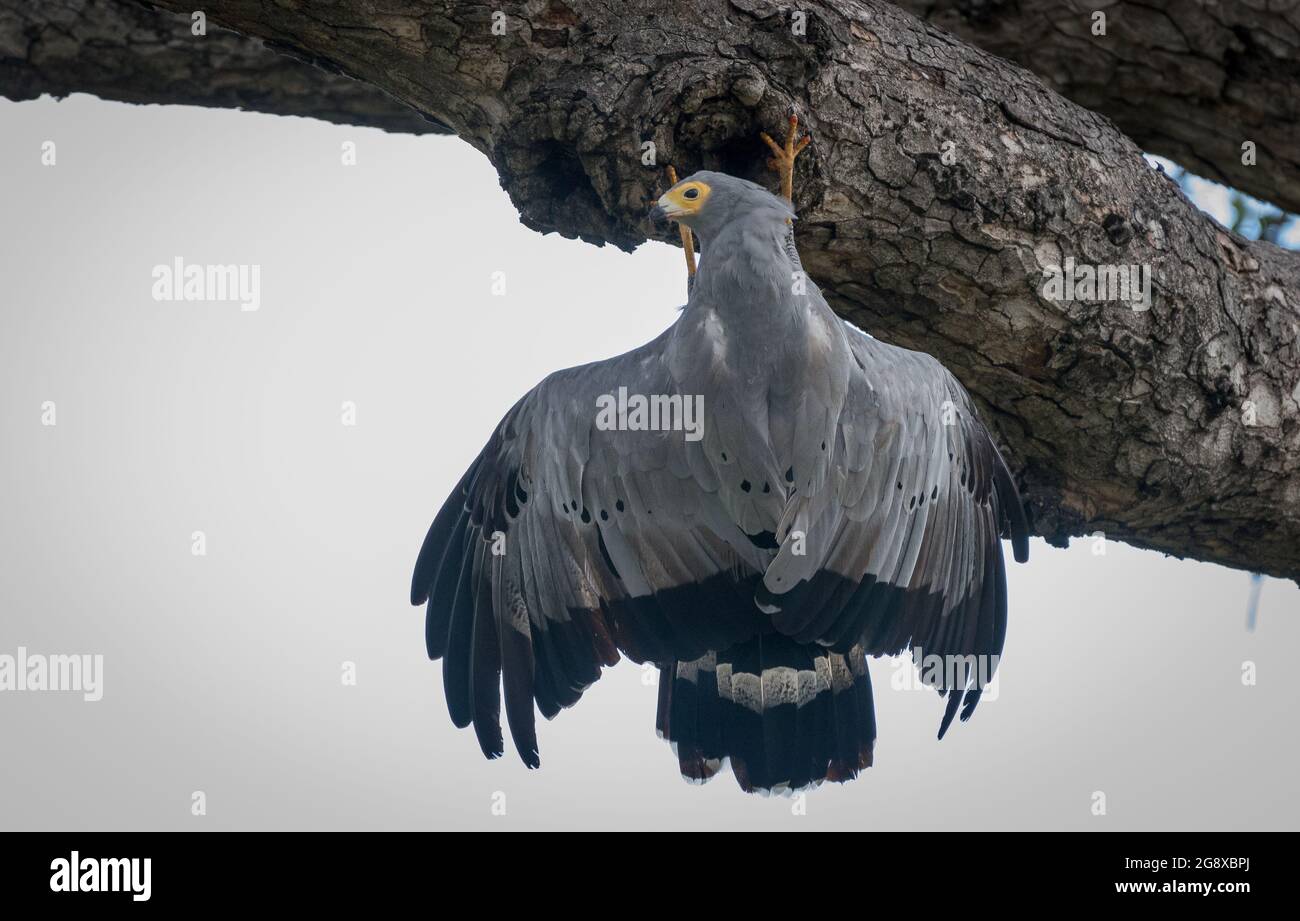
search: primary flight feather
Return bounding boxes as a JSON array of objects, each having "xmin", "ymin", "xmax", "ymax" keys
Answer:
[{"xmin": 411, "ymin": 169, "xmax": 1029, "ymax": 793}]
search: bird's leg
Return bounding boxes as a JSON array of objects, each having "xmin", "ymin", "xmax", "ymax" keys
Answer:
[
  {"xmin": 665, "ymin": 165, "xmax": 696, "ymax": 287},
  {"xmin": 760, "ymin": 114, "xmax": 811, "ymax": 204}
]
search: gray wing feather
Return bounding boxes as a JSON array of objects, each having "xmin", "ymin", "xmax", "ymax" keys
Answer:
[
  {"xmin": 412, "ymin": 334, "xmax": 772, "ymax": 766},
  {"xmin": 757, "ymin": 324, "xmax": 1028, "ymax": 734}
]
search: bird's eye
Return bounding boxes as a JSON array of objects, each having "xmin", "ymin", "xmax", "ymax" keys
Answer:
[{"xmin": 683, "ymin": 187, "xmax": 699, "ymax": 200}]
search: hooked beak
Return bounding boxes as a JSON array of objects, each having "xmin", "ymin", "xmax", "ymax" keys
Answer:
[{"xmin": 649, "ymin": 198, "xmax": 685, "ymax": 223}]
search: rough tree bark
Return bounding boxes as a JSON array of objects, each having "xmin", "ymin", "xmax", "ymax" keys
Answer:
[
  {"xmin": 892, "ymin": 0, "xmax": 1300, "ymax": 214},
  {"xmin": 12, "ymin": 0, "xmax": 1298, "ymax": 212},
  {"xmin": 3, "ymin": 0, "xmax": 1298, "ymax": 581},
  {"xmin": 0, "ymin": 0, "xmax": 445, "ymax": 134}
]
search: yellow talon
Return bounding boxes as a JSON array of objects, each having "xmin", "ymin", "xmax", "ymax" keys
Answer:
[{"xmin": 760, "ymin": 113, "xmax": 810, "ymax": 204}]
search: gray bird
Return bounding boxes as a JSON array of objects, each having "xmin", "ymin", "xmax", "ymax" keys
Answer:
[{"xmin": 411, "ymin": 167, "xmax": 1029, "ymax": 793}]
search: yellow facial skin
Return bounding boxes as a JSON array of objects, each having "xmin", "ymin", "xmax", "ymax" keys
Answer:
[{"xmin": 654, "ymin": 180, "xmax": 712, "ymax": 220}]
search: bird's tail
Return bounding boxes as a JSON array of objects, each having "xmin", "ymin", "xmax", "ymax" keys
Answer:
[{"xmin": 655, "ymin": 633, "xmax": 875, "ymax": 793}]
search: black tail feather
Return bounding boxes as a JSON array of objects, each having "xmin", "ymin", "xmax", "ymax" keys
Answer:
[{"xmin": 657, "ymin": 634, "xmax": 875, "ymax": 793}]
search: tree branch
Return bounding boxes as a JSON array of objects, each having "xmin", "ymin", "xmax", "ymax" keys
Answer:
[
  {"xmin": 892, "ymin": 0, "xmax": 1300, "ymax": 214},
  {"xmin": 0, "ymin": 0, "xmax": 446, "ymax": 134},
  {"xmin": 5, "ymin": 0, "xmax": 1299, "ymax": 580}
]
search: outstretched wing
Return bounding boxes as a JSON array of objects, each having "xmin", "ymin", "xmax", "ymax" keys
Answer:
[
  {"xmin": 760, "ymin": 326, "xmax": 1029, "ymax": 737},
  {"xmin": 410, "ymin": 332, "xmax": 773, "ymax": 767}
]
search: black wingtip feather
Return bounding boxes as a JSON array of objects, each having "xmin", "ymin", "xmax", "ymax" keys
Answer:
[
  {"xmin": 424, "ymin": 510, "xmax": 470, "ymax": 661},
  {"xmin": 411, "ymin": 465, "xmax": 479, "ymax": 606},
  {"xmin": 990, "ymin": 443, "xmax": 1030, "ymax": 564},
  {"xmin": 469, "ymin": 552, "xmax": 504, "ymax": 760},
  {"xmin": 937, "ymin": 686, "xmax": 963, "ymax": 740},
  {"xmin": 442, "ymin": 533, "xmax": 481, "ymax": 730}
]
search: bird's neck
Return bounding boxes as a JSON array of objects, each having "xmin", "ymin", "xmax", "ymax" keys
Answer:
[
  {"xmin": 666, "ymin": 219, "xmax": 833, "ymax": 399},
  {"xmin": 690, "ymin": 220, "xmax": 803, "ymax": 324}
]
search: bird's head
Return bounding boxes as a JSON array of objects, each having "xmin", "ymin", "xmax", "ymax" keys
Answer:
[{"xmin": 650, "ymin": 170, "xmax": 793, "ymax": 239}]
